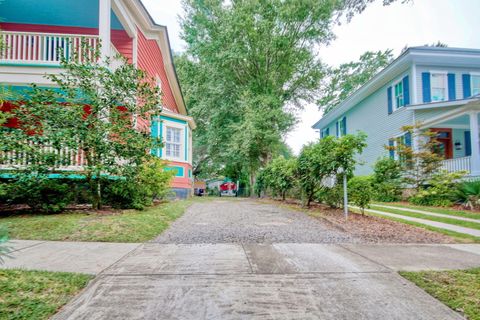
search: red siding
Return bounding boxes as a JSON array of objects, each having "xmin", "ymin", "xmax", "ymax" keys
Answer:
[
  {"xmin": 136, "ymin": 28, "xmax": 179, "ymax": 113},
  {"xmin": 0, "ymin": 23, "xmax": 133, "ymax": 63}
]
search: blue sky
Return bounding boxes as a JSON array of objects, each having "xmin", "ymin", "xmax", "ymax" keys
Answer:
[{"xmin": 143, "ymin": 0, "xmax": 480, "ymax": 154}]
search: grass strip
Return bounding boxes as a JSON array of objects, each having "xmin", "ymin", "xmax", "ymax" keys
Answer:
[
  {"xmin": 0, "ymin": 269, "xmax": 92, "ymax": 320},
  {"xmin": 400, "ymin": 268, "xmax": 480, "ymax": 320},
  {"xmin": 369, "ymin": 205, "xmax": 480, "ymax": 230},
  {"xmin": 373, "ymin": 202, "xmax": 480, "ymax": 220}
]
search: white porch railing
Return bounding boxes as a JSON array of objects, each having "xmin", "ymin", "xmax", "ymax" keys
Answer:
[
  {"xmin": 440, "ymin": 156, "xmax": 471, "ymax": 174},
  {"xmin": 0, "ymin": 142, "xmax": 86, "ymax": 171},
  {"xmin": 0, "ymin": 31, "xmax": 99, "ymax": 65}
]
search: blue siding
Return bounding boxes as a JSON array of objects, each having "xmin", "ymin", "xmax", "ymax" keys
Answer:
[
  {"xmin": 463, "ymin": 74, "xmax": 472, "ymax": 98},
  {"xmin": 1, "ymin": 0, "xmax": 124, "ymax": 30},
  {"xmin": 422, "ymin": 72, "xmax": 431, "ymax": 103},
  {"xmin": 448, "ymin": 73, "xmax": 456, "ymax": 100}
]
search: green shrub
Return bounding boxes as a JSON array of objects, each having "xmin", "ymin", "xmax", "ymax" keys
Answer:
[
  {"xmin": 5, "ymin": 177, "xmax": 73, "ymax": 213},
  {"xmin": 348, "ymin": 176, "xmax": 373, "ymax": 214},
  {"xmin": 456, "ymin": 180, "xmax": 480, "ymax": 210},
  {"xmin": 409, "ymin": 171, "xmax": 466, "ymax": 207},
  {"xmin": 316, "ymin": 184, "xmax": 343, "ymax": 209},
  {"xmin": 372, "ymin": 158, "xmax": 402, "ymax": 202},
  {"xmin": 103, "ymin": 158, "xmax": 174, "ymax": 210}
]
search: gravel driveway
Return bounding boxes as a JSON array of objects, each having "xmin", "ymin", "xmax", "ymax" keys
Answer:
[{"xmin": 153, "ymin": 199, "xmax": 354, "ymax": 243}]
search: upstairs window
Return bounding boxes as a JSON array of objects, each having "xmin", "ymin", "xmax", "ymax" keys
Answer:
[
  {"xmin": 472, "ymin": 75, "xmax": 480, "ymax": 96},
  {"xmin": 321, "ymin": 128, "xmax": 329, "ymax": 138},
  {"xmin": 166, "ymin": 126, "xmax": 182, "ymax": 159},
  {"xmin": 336, "ymin": 117, "xmax": 346, "ymax": 137},
  {"xmin": 394, "ymin": 80, "xmax": 404, "ymax": 109},
  {"xmin": 431, "ymin": 73, "xmax": 447, "ymax": 102}
]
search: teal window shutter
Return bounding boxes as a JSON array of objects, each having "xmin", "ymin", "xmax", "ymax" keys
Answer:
[
  {"xmin": 463, "ymin": 74, "xmax": 471, "ymax": 98},
  {"xmin": 447, "ymin": 73, "xmax": 456, "ymax": 100},
  {"xmin": 342, "ymin": 117, "xmax": 347, "ymax": 135},
  {"xmin": 336, "ymin": 121, "xmax": 339, "ymax": 137},
  {"xmin": 422, "ymin": 72, "xmax": 431, "ymax": 103},
  {"xmin": 402, "ymin": 76, "xmax": 410, "ymax": 106},
  {"xmin": 404, "ymin": 132, "xmax": 412, "ymax": 147},
  {"xmin": 388, "ymin": 139, "xmax": 395, "ymax": 159},
  {"xmin": 150, "ymin": 119, "xmax": 158, "ymax": 156},
  {"xmin": 387, "ymin": 86, "xmax": 393, "ymax": 114},
  {"xmin": 465, "ymin": 131, "xmax": 471, "ymax": 156},
  {"xmin": 326, "ymin": 128, "xmax": 329, "ymax": 136}
]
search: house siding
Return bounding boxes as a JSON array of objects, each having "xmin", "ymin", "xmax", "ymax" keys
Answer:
[
  {"xmin": 321, "ymin": 73, "xmax": 414, "ymax": 176},
  {"xmin": 137, "ymin": 28, "xmax": 179, "ymax": 114}
]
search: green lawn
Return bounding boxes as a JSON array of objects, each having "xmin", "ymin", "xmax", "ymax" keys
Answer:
[
  {"xmin": 0, "ymin": 198, "xmax": 202, "ymax": 242},
  {"xmin": 401, "ymin": 268, "xmax": 480, "ymax": 320},
  {"xmin": 374, "ymin": 202, "xmax": 480, "ymax": 220},
  {"xmin": 0, "ymin": 269, "xmax": 92, "ymax": 320},
  {"xmin": 369, "ymin": 205, "xmax": 480, "ymax": 230},
  {"xmin": 352, "ymin": 207, "xmax": 480, "ymax": 243}
]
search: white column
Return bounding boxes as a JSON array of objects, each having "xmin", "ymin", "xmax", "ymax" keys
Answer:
[
  {"xmin": 99, "ymin": 0, "xmax": 111, "ymax": 60},
  {"xmin": 469, "ymin": 111, "xmax": 480, "ymax": 176}
]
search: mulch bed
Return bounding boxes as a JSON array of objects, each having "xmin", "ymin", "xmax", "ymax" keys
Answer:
[{"xmin": 269, "ymin": 199, "xmax": 456, "ymax": 244}]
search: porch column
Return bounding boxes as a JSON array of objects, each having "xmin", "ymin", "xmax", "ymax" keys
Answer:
[
  {"xmin": 99, "ymin": 0, "xmax": 111, "ymax": 60},
  {"xmin": 469, "ymin": 111, "xmax": 480, "ymax": 176}
]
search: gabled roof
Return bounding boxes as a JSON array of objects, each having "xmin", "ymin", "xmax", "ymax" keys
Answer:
[{"xmin": 312, "ymin": 46, "xmax": 480, "ymax": 130}]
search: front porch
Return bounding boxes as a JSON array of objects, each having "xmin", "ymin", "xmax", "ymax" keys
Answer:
[{"xmin": 413, "ymin": 98, "xmax": 480, "ymax": 177}]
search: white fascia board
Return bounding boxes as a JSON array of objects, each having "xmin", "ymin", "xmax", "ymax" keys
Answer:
[{"xmin": 161, "ymin": 109, "xmax": 197, "ymax": 130}]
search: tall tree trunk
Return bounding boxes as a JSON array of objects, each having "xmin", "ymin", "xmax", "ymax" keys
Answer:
[{"xmin": 249, "ymin": 170, "xmax": 256, "ymax": 198}]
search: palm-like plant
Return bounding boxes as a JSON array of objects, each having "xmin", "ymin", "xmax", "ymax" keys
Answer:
[{"xmin": 457, "ymin": 180, "xmax": 480, "ymax": 210}]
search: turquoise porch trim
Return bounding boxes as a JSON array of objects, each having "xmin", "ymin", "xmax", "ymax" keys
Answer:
[
  {"xmin": 184, "ymin": 126, "xmax": 188, "ymax": 161},
  {"xmin": 165, "ymin": 166, "xmax": 184, "ymax": 177},
  {"xmin": 160, "ymin": 115, "xmax": 187, "ymax": 124},
  {"xmin": 0, "ymin": 62, "xmax": 61, "ymax": 68},
  {"xmin": 0, "ymin": 172, "xmax": 122, "ymax": 180}
]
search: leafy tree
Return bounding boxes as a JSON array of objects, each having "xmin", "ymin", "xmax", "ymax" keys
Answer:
[
  {"xmin": 372, "ymin": 157, "xmax": 402, "ymax": 201},
  {"xmin": 297, "ymin": 133, "xmax": 366, "ymax": 207},
  {"xmin": 178, "ymin": 0, "xmax": 363, "ymax": 191},
  {"xmin": 388, "ymin": 124, "xmax": 444, "ymax": 192},
  {"xmin": 318, "ymin": 50, "xmax": 393, "ymax": 114},
  {"xmin": 1, "ymin": 44, "xmax": 162, "ymax": 209},
  {"xmin": 348, "ymin": 176, "xmax": 373, "ymax": 214},
  {"xmin": 256, "ymin": 156, "xmax": 297, "ymax": 200}
]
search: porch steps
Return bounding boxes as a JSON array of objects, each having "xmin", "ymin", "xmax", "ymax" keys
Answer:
[
  {"xmin": 350, "ymin": 206, "xmax": 480, "ymax": 238},
  {"xmin": 371, "ymin": 204, "xmax": 480, "ymax": 224}
]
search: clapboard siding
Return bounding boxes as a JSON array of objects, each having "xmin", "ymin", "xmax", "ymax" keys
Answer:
[
  {"xmin": 321, "ymin": 71, "xmax": 414, "ymax": 175},
  {"xmin": 137, "ymin": 28, "xmax": 179, "ymax": 113}
]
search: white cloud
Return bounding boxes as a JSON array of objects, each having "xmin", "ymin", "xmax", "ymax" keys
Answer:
[{"xmin": 142, "ymin": 0, "xmax": 480, "ymax": 154}]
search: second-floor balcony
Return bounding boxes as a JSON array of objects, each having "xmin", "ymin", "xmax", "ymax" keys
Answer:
[{"xmin": 0, "ymin": 31, "xmax": 106, "ymax": 66}]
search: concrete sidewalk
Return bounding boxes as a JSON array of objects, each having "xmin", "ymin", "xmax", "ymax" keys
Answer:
[
  {"xmin": 372, "ymin": 204, "xmax": 480, "ymax": 224},
  {"xmin": 2, "ymin": 240, "xmax": 479, "ymax": 274},
  {"xmin": 52, "ymin": 242, "xmax": 480, "ymax": 320},
  {"xmin": 1, "ymin": 240, "xmax": 140, "ymax": 274},
  {"xmin": 358, "ymin": 206, "xmax": 480, "ymax": 237}
]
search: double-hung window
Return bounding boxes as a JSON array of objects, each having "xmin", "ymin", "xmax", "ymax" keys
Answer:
[
  {"xmin": 166, "ymin": 126, "xmax": 182, "ymax": 159},
  {"xmin": 394, "ymin": 80, "xmax": 404, "ymax": 109},
  {"xmin": 472, "ymin": 74, "xmax": 480, "ymax": 96},
  {"xmin": 431, "ymin": 73, "xmax": 447, "ymax": 102}
]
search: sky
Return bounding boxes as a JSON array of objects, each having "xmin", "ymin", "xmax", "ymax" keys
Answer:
[{"xmin": 142, "ymin": 0, "xmax": 480, "ymax": 154}]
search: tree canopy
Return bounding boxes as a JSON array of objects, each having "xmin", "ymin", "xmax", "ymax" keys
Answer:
[{"xmin": 176, "ymin": 0, "xmax": 408, "ymax": 190}]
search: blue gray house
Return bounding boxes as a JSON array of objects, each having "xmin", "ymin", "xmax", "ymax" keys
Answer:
[{"xmin": 312, "ymin": 47, "xmax": 480, "ymax": 177}]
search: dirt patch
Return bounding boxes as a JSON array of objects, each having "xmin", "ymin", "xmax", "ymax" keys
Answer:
[{"xmin": 266, "ymin": 199, "xmax": 456, "ymax": 244}]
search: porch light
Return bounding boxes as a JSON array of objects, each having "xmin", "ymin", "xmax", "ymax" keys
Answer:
[{"xmin": 454, "ymin": 140, "xmax": 462, "ymax": 151}]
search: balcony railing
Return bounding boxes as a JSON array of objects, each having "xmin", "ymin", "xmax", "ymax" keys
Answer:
[
  {"xmin": 440, "ymin": 156, "xmax": 471, "ymax": 174},
  {"xmin": 0, "ymin": 142, "xmax": 86, "ymax": 171},
  {"xmin": 0, "ymin": 31, "xmax": 99, "ymax": 65}
]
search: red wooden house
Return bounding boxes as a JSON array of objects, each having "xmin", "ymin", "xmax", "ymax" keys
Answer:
[{"xmin": 0, "ymin": 0, "xmax": 195, "ymax": 198}]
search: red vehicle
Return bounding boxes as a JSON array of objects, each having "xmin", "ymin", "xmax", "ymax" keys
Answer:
[{"xmin": 219, "ymin": 182, "xmax": 237, "ymax": 197}]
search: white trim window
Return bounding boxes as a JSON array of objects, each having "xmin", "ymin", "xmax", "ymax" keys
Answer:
[
  {"xmin": 165, "ymin": 126, "xmax": 182, "ymax": 159},
  {"xmin": 431, "ymin": 73, "xmax": 447, "ymax": 102},
  {"xmin": 393, "ymin": 80, "xmax": 404, "ymax": 109},
  {"xmin": 472, "ymin": 74, "xmax": 480, "ymax": 96}
]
